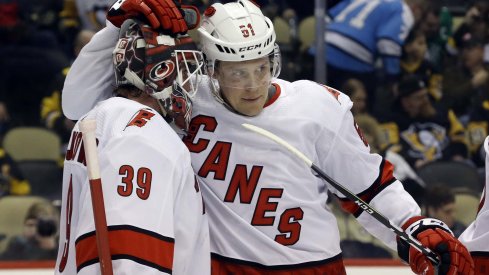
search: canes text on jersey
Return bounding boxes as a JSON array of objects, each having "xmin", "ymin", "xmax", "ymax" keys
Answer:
[{"xmin": 184, "ymin": 115, "xmax": 304, "ymax": 246}]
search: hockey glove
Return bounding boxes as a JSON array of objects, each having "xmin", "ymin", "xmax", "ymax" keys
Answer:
[
  {"xmin": 397, "ymin": 216, "xmax": 474, "ymax": 275},
  {"xmin": 107, "ymin": 0, "xmax": 199, "ymax": 34}
]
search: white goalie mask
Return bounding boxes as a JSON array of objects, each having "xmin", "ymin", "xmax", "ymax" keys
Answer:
[{"xmin": 197, "ymin": 0, "xmax": 281, "ymax": 105}]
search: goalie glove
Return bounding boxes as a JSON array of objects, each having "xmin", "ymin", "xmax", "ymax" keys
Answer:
[
  {"xmin": 397, "ymin": 217, "xmax": 475, "ymax": 275},
  {"xmin": 107, "ymin": 0, "xmax": 200, "ymax": 34}
]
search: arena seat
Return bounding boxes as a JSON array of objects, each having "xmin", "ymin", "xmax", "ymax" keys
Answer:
[
  {"xmin": 2, "ymin": 127, "xmax": 61, "ymax": 162},
  {"xmin": 298, "ymin": 16, "xmax": 315, "ymax": 53},
  {"xmin": 417, "ymin": 161, "xmax": 483, "ymax": 193},
  {"xmin": 452, "ymin": 189, "xmax": 482, "ymax": 226}
]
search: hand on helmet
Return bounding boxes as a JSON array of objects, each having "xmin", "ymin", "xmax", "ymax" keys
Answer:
[
  {"xmin": 397, "ymin": 217, "xmax": 475, "ymax": 275},
  {"xmin": 107, "ymin": 0, "xmax": 199, "ymax": 34}
]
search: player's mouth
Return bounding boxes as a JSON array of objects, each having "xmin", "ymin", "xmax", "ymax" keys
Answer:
[{"xmin": 242, "ymin": 96, "xmax": 262, "ymax": 102}]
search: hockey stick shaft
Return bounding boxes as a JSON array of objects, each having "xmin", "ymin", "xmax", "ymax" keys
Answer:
[
  {"xmin": 80, "ymin": 119, "xmax": 114, "ymax": 275},
  {"xmin": 242, "ymin": 123, "xmax": 440, "ymax": 266}
]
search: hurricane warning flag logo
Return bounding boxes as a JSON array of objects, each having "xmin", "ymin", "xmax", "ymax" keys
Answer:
[{"xmin": 149, "ymin": 60, "xmax": 175, "ymax": 81}]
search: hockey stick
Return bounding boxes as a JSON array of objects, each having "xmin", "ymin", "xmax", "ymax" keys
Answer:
[
  {"xmin": 80, "ymin": 119, "xmax": 114, "ymax": 275},
  {"xmin": 242, "ymin": 123, "xmax": 440, "ymax": 266}
]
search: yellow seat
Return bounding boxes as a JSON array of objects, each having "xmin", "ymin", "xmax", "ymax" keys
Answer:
[
  {"xmin": 273, "ymin": 16, "xmax": 291, "ymax": 44},
  {"xmin": 0, "ymin": 196, "xmax": 50, "ymax": 253},
  {"xmin": 2, "ymin": 127, "xmax": 61, "ymax": 162},
  {"xmin": 298, "ymin": 16, "xmax": 316, "ymax": 53},
  {"xmin": 453, "ymin": 190, "xmax": 481, "ymax": 226}
]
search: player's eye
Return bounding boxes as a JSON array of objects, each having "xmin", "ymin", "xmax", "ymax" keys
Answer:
[{"xmin": 231, "ymin": 70, "xmax": 246, "ymax": 77}]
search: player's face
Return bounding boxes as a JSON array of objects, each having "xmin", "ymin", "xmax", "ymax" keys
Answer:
[
  {"xmin": 405, "ymin": 35, "xmax": 427, "ymax": 61},
  {"xmin": 350, "ymin": 88, "xmax": 367, "ymax": 115},
  {"xmin": 462, "ymin": 45, "xmax": 484, "ymax": 69},
  {"xmin": 401, "ymin": 88, "xmax": 430, "ymax": 118},
  {"xmin": 430, "ymin": 203, "xmax": 456, "ymax": 227},
  {"xmin": 23, "ymin": 218, "xmax": 38, "ymax": 238},
  {"xmin": 216, "ymin": 57, "xmax": 271, "ymax": 116}
]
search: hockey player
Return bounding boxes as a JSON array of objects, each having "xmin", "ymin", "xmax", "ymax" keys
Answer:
[
  {"xmin": 54, "ymin": 19, "xmax": 210, "ymax": 275},
  {"xmin": 459, "ymin": 136, "xmax": 489, "ymax": 275},
  {"xmin": 61, "ymin": 0, "xmax": 474, "ymax": 274}
]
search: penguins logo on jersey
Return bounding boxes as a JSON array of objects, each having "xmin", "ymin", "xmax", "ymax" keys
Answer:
[{"xmin": 401, "ymin": 123, "xmax": 448, "ymax": 161}]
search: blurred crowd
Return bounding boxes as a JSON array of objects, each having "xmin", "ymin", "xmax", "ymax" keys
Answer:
[{"xmin": 0, "ymin": 0, "xmax": 487, "ymax": 261}]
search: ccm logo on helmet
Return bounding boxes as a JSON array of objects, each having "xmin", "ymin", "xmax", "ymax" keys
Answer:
[
  {"xmin": 239, "ymin": 44, "xmax": 262, "ymax": 52},
  {"xmin": 149, "ymin": 60, "xmax": 175, "ymax": 80}
]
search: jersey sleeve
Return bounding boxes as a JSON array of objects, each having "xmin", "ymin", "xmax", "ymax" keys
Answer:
[
  {"xmin": 75, "ymin": 131, "xmax": 209, "ymax": 274},
  {"xmin": 459, "ymin": 136, "xmax": 489, "ymax": 253},
  {"xmin": 377, "ymin": 2, "xmax": 413, "ymax": 76},
  {"xmin": 62, "ymin": 22, "xmax": 119, "ymax": 120},
  {"xmin": 317, "ymin": 100, "xmax": 420, "ymax": 250}
]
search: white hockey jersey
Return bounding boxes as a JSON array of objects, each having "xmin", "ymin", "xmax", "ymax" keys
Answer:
[
  {"xmin": 182, "ymin": 78, "xmax": 421, "ymax": 269},
  {"xmin": 459, "ymin": 136, "xmax": 489, "ymax": 254},
  {"xmin": 55, "ymin": 97, "xmax": 210, "ymax": 275}
]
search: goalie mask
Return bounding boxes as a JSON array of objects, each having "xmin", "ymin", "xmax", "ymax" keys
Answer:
[
  {"xmin": 113, "ymin": 19, "xmax": 205, "ymax": 131},
  {"xmin": 197, "ymin": 0, "xmax": 281, "ymax": 106}
]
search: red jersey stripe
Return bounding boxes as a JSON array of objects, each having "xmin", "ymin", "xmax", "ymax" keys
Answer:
[
  {"xmin": 338, "ymin": 159, "xmax": 397, "ymax": 216},
  {"xmin": 75, "ymin": 225, "xmax": 174, "ymax": 273}
]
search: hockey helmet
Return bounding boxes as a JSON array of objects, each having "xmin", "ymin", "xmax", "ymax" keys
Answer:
[
  {"xmin": 198, "ymin": 0, "xmax": 281, "ymax": 103},
  {"xmin": 113, "ymin": 19, "xmax": 205, "ymax": 131}
]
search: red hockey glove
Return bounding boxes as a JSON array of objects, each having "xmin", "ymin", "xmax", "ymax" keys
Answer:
[
  {"xmin": 107, "ymin": 0, "xmax": 199, "ymax": 34},
  {"xmin": 397, "ymin": 217, "xmax": 475, "ymax": 275}
]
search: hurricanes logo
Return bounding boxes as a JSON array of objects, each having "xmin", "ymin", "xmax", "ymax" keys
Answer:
[{"xmin": 149, "ymin": 60, "xmax": 175, "ymax": 81}]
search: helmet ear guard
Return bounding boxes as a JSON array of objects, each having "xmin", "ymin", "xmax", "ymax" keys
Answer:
[{"xmin": 113, "ymin": 19, "xmax": 205, "ymax": 131}]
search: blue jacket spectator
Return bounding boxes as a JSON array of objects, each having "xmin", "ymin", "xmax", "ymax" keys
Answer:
[{"xmin": 326, "ymin": 0, "xmax": 413, "ymax": 79}]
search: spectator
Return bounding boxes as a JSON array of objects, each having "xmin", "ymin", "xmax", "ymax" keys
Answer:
[
  {"xmin": 58, "ymin": 0, "xmax": 83, "ymax": 60},
  {"xmin": 453, "ymin": 1, "xmax": 489, "ymax": 55},
  {"xmin": 443, "ymin": 34, "xmax": 489, "ymax": 117},
  {"xmin": 401, "ymin": 26, "xmax": 443, "ymax": 101},
  {"xmin": 419, "ymin": 3, "xmax": 454, "ymax": 71},
  {"xmin": 0, "ymin": 147, "xmax": 30, "ymax": 197},
  {"xmin": 378, "ymin": 75, "xmax": 468, "ymax": 169},
  {"xmin": 319, "ymin": 0, "xmax": 426, "ymax": 112},
  {"xmin": 41, "ymin": 29, "xmax": 95, "ymax": 149},
  {"xmin": 341, "ymin": 78, "xmax": 368, "ymax": 115},
  {"xmin": 424, "ymin": 184, "xmax": 467, "ymax": 237},
  {"xmin": 0, "ymin": 201, "xmax": 59, "ymax": 260},
  {"xmin": 466, "ymin": 78, "xmax": 489, "ymax": 167}
]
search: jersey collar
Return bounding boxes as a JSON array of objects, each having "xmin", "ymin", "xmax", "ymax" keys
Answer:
[{"xmin": 264, "ymin": 83, "xmax": 281, "ymax": 108}]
